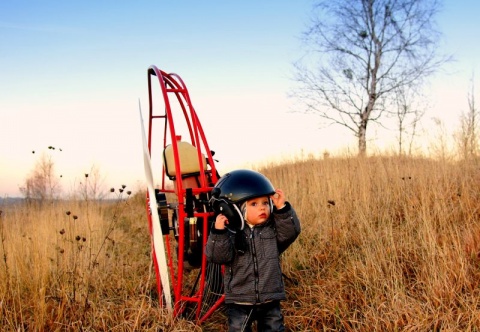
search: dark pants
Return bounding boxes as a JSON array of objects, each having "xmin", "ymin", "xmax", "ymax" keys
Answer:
[{"xmin": 227, "ymin": 301, "xmax": 285, "ymax": 332}]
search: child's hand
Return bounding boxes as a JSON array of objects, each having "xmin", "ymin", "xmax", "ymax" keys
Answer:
[
  {"xmin": 271, "ymin": 189, "xmax": 286, "ymax": 209},
  {"xmin": 215, "ymin": 214, "xmax": 229, "ymax": 230}
]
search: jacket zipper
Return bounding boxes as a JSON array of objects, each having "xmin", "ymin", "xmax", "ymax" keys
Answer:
[{"xmin": 250, "ymin": 228, "xmax": 260, "ymax": 303}]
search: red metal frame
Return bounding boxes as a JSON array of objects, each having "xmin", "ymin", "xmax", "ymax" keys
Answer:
[{"xmin": 145, "ymin": 65, "xmax": 224, "ymax": 322}]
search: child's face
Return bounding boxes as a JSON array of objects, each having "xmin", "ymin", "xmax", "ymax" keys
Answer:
[{"xmin": 245, "ymin": 196, "xmax": 271, "ymax": 225}]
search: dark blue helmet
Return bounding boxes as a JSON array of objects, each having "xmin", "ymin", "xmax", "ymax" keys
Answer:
[{"xmin": 211, "ymin": 169, "xmax": 275, "ymax": 204}]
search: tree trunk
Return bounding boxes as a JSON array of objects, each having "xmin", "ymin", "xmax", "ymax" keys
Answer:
[{"xmin": 358, "ymin": 118, "xmax": 367, "ymax": 156}]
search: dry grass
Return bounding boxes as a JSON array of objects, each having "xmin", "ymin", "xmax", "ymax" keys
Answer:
[
  {"xmin": 260, "ymin": 156, "xmax": 480, "ymax": 331},
  {"xmin": 2, "ymin": 155, "xmax": 480, "ymax": 331}
]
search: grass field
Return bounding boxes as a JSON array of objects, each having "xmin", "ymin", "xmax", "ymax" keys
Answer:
[{"xmin": 2, "ymin": 155, "xmax": 480, "ymax": 331}]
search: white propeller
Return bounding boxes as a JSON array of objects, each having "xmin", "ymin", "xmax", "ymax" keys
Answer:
[{"xmin": 139, "ymin": 104, "xmax": 173, "ymax": 313}]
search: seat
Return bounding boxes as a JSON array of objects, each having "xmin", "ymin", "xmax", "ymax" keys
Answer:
[{"xmin": 163, "ymin": 138, "xmax": 208, "ymax": 189}]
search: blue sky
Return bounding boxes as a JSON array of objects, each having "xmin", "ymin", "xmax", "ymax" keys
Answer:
[{"xmin": 1, "ymin": 1, "xmax": 478, "ymax": 197}]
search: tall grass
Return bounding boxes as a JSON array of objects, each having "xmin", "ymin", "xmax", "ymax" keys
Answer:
[
  {"xmin": 0, "ymin": 191, "xmax": 200, "ymax": 331},
  {"xmin": 1, "ymin": 156, "xmax": 480, "ymax": 331},
  {"xmin": 260, "ymin": 156, "xmax": 480, "ymax": 331}
]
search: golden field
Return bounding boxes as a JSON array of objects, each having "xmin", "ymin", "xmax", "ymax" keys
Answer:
[{"xmin": 2, "ymin": 155, "xmax": 480, "ymax": 331}]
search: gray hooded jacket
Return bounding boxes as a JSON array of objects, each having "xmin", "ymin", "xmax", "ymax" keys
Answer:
[{"xmin": 205, "ymin": 202, "xmax": 301, "ymax": 305}]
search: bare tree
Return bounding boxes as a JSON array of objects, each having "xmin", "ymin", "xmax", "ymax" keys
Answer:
[
  {"xmin": 293, "ymin": 0, "xmax": 445, "ymax": 155},
  {"xmin": 429, "ymin": 117, "xmax": 452, "ymax": 161},
  {"xmin": 393, "ymin": 83, "xmax": 426, "ymax": 155},
  {"xmin": 20, "ymin": 153, "xmax": 61, "ymax": 202},
  {"xmin": 455, "ymin": 76, "xmax": 478, "ymax": 160},
  {"xmin": 78, "ymin": 165, "xmax": 108, "ymax": 201}
]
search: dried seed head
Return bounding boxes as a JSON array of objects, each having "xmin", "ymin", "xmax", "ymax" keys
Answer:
[
  {"xmin": 66, "ymin": 211, "xmax": 71, "ymax": 215},
  {"xmin": 110, "ymin": 188, "xmax": 115, "ymax": 193},
  {"xmin": 75, "ymin": 235, "xmax": 81, "ymax": 241},
  {"xmin": 73, "ymin": 215, "xmax": 78, "ymax": 220},
  {"xmin": 122, "ymin": 185, "xmax": 126, "ymax": 189},
  {"xmin": 59, "ymin": 229, "xmax": 65, "ymax": 235}
]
